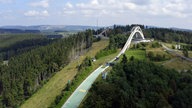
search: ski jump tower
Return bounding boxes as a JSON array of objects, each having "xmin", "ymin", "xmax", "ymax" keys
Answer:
[{"xmin": 117, "ymin": 26, "xmax": 149, "ymax": 57}]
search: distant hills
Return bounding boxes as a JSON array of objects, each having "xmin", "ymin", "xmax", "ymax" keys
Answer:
[
  {"xmin": 145, "ymin": 25, "xmax": 192, "ymax": 32},
  {"xmin": 170, "ymin": 27, "xmax": 192, "ymax": 32},
  {"xmin": 0, "ymin": 25, "xmax": 191, "ymax": 34},
  {"xmin": 0, "ymin": 25, "xmax": 100, "ymax": 32},
  {"xmin": 0, "ymin": 28, "xmax": 40, "ymax": 34}
]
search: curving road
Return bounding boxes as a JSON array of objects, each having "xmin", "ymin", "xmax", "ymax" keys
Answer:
[
  {"xmin": 162, "ymin": 44, "xmax": 192, "ymax": 62},
  {"xmin": 61, "ymin": 26, "xmax": 147, "ymax": 108}
]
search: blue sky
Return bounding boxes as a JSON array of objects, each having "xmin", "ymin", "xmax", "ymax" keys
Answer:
[{"xmin": 0, "ymin": 0, "xmax": 192, "ymax": 29}]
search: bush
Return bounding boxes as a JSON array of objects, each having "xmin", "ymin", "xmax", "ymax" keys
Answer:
[
  {"xmin": 78, "ymin": 57, "xmax": 92, "ymax": 71},
  {"xmin": 95, "ymin": 48, "xmax": 117, "ymax": 59},
  {"xmin": 151, "ymin": 42, "xmax": 161, "ymax": 48},
  {"xmin": 147, "ymin": 51, "xmax": 169, "ymax": 61}
]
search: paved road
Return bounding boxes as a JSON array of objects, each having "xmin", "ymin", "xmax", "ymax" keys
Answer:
[
  {"xmin": 62, "ymin": 65, "xmax": 109, "ymax": 108},
  {"xmin": 162, "ymin": 44, "xmax": 192, "ymax": 62}
]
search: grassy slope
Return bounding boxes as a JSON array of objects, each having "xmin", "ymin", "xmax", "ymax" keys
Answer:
[
  {"xmin": 129, "ymin": 43, "xmax": 192, "ymax": 71},
  {"xmin": 189, "ymin": 52, "xmax": 192, "ymax": 58},
  {"xmin": 127, "ymin": 44, "xmax": 192, "ymax": 71},
  {"xmin": 163, "ymin": 58, "xmax": 192, "ymax": 70},
  {"xmin": 177, "ymin": 51, "xmax": 192, "ymax": 58},
  {"xmin": 159, "ymin": 42, "xmax": 192, "ymax": 70},
  {"xmin": 20, "ymin": 40, "xmax": 109, "ymax": 108},
  {"xmin": 163, "ymin": 42, "xmax": 192, "ymax": 58}
]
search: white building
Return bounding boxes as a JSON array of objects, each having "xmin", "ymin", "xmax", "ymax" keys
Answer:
[{"xmin": 175, "ymin": 44, "xmax": 181, "ymax": 49}]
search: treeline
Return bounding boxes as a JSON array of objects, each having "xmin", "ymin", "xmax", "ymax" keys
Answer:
[
  {"xmin": 181, "ymin": 44, "xmax": 192, "ymax": 51},
  {"xmin": 94, "ymin": 24, "xmax": 144, "ymax": 36},
  {"xmin": 143, "ymin": 28, "xmax": 192, "ymax": 44},
  {"xmin": 0, "ymin": 29, "xmax": 40, "ymax": 34},
  {"xmin": 110, "ymin": 24, "xmax": 144, "ymax": 34},
  {"xmin": 94, "ymin": 34, "xmax": 126, "ymax": 59},
  {"xmin": 82, "ymin": 57, "xmax": 192, "ymax": 108},
  {"xmin": 0, "ymin": 33, "xmax": 44, "ymax": 48},
  {"xmin": 0, "ymin": 38, "xmax": 55, "ymax": 60},
  {"xmin": 95, "ymin": 24, "xmax": 192, "ymax": 44},
  {"xmin": 109, "ymin": 34, "xmax": 128, "ymax": 49},
  {"xmin": 0, "ymin": 30, "xmax": 93, "ymax": 107}
]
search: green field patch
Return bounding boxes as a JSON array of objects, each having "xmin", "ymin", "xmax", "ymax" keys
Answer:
[
  {"xmin": 163, "ymin": 58, "xmax": 192, "ymax": 70},
  {"xmin": 124, "ymin": 49, "xmax": 146, "ymax": 60}
]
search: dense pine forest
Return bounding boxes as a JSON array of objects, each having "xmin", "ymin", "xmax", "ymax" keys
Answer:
[
  {"xmin": 144, "ymin": 28, "xmax": 192, "ymax": 44},
  {"xmin": 82, "ymin": 57, "xmax": 192, "ymax": 108},
  {"xmin": 0, "ymin": 33, "xmax": 44, "ymax": 48},
  {"xmin": 0, "ymin": 30, "xmax": 93, "ymax": 107},
  {"xmin": 0, "ymin": 38, "xmax": 55, "ymax": 60}
]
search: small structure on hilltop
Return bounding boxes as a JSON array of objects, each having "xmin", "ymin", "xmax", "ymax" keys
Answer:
[
  {"xmin": 175, "ymin": 44, "xmax": 181, "ymax": 50},
  {"xmin": 92, "ymin": 58, "xmax": 96, "ymax": 62}
]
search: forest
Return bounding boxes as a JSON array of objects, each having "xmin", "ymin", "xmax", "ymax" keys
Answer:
[
  {"xmin": 0, "ymin": 38, "xmax": 55, "ymax": 60},
  {"xmin": 82, "ymin": 56, "xmax": 192, "ymax": 108},
  {"xmin": 0, "ymin": 29, "xmax": 40, "ymax": 34},
  {"xmin": 143, "ymin": 28, "xmax": 192, "ymax": 44},
  {"xmin": 0, "ymin": 30, "xmax": 93, "ymax": 107}
]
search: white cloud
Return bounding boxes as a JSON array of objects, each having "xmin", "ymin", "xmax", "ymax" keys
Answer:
[
  {"xmin": 0, "ymin": 0, "xmax": 191, "ymax": 29},
  {"xmin": 65, "ymin": 2, "xmax": 73, "ymax": 8},
  {"xmin": 63, "ymin": 10, "xmax": 76, "ymax": 15},
  {"xmin": 30, "ymin": 0, "xmax": 49, "ymax": 8},
  {"xmin": 91, "ymin": 0, "xmax": 99, "ymax": 5},
  {"xmin": 68, "ymin": 0, "xmax": 192, "ymax": 18},
  {"xmin": 61, "ymin": 2, "xmax": 75, "ymax": 16},
  {"xmin": 146, "ymin": 0, "xmax": 189, "ymax": 18},
  {"xmin": 24, "ymin": 10, "xmax": 49, "ymax": 17},
  {"xmin": 124, "ymin": 2, "xmax": 136, "ymax": 10},
  {"xmin": 81, "ymin": 10, "xmax": 94, "ymax": 17}
]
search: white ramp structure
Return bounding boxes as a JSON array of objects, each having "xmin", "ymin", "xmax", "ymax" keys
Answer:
[
  {"xmin": 62, "ymin": 26, "xmax": 150, "ymax": 108},
  {"xmin": 98, "ymin": 29, "xmax": 108, "ymax": 37},
  {"xmin": 94, "ymin": 28, "xmax": 109, "ymax": 39},
  {"xmin": 117, "ymin": 26, "xmax": 147, "ymax": 57}
]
